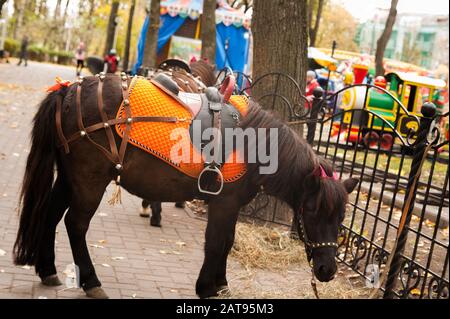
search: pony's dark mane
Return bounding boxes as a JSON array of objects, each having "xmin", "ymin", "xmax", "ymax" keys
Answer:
[
  {"xmin": 190, "ymin": 60, "xmax": 216, "ymax": 87},
  {"xmin": 239, "ymin": 100, "xmax": 348, "ymax": 215}
]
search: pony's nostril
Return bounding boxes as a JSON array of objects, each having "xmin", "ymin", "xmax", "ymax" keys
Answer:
[{"xmin": 317, "ymin": 265, "xmax": 336, "ymax": 280}]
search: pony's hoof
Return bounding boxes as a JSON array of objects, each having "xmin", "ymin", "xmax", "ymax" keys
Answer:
[
  {"xmin": 196, "ymin": 282, "xmax": 218, "ymax": 299},
  {"xmin": 175, "ymin": 202, "xmax": 185, "ymax": 208},
  {"xmin": 150, "ymin": 217, "xmax": 161, "ymax": 227},
  {"xmin": 85, "ymin": 287, "xmax": 109, "ymax": 299},
  {"xmin": 140, "ymin": 207, "xmax": 150, "ymax": 217},
  {"xmin": 41, "ymin": 274, "xmax": 63, "ymax": 286}
]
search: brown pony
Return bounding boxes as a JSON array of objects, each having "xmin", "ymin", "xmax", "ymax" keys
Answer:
[{"xmin": 13, "ymin": 74, "xmax": 358, "ymax": 299}]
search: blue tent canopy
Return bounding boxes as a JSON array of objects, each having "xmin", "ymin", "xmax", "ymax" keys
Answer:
[{"xmin": 132, "ymin": 0, "xmax": 250, "ymax": 75}]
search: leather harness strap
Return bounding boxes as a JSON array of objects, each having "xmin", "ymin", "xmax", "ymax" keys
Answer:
[
  {"xmin": 75, "ymin": 76, "xmax": 117, "ymax": 163},
  {"xmin": 59, "ymin": 74, "xmax": 178, "ymax": 168},
  {"xmin": 97, "ymin": 74, "xmax": 121, "ymax": 164},
  {"xmin": 55, "ymin": 94, "xmax": 69, "ymax": 154},
  {"xmin": 118, "ymin": 74, "xmax": 133, "ymax": 168}
]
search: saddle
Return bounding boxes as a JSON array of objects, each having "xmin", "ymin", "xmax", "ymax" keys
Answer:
[{"xmin": 115, "ymin": 74, "xmax": 248, "ymax": 194}]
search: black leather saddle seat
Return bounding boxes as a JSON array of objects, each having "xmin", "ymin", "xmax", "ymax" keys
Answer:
[{"xmin": 152, "ymin": 73, "xmax": 241, "ymax": 165}]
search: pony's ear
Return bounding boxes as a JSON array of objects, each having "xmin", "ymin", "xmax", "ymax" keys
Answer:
[{"xmin": 343, "ymin": 178, "xmax": 359, "ymax": 194}]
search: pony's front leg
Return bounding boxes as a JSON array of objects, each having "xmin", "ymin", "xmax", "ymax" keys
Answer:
[{"xmin": 196, "ymin": 197, "xmax": 240, "ymax": 298}]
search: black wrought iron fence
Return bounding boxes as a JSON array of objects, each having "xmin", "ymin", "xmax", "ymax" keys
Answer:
[{"xmin": 240, "ymin": 82, "xmax": 449, "ymax": 299}]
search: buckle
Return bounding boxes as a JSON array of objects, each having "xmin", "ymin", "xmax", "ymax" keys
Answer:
[{"xmin": 209, "ymin": 102, "xmax": 223, "ymax": 112}]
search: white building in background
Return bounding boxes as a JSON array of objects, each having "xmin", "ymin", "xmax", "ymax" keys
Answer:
[{"xmin": 355, "ymin": 9, "xmax": 449, "ymax": 70}]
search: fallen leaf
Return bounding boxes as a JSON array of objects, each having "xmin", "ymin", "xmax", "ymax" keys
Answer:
[
  {"xmin": 88, "ymin": 244, "xmax": 104, "ymax": 249},
  {"xmin": 12, "ymin": 153, "xmax": 19, "ymax": 157},
  {"xmin": 131, "ymin": 293, "xmax": 137, "ymax": 298},
  {"xmin": 111, "ymin": 256, "xmax": 125, "ymax": 261},
  {"xmin": 171, "ymin": 251, "xmax": 181, "ymax": 255},
  {"xmin": 0, "ymin": 249, "xmax": 6, "ymax": 256},
  {"xmin": 424, "ymin": 220, "xmax": 436, "ymax": 228},
  {"xmin": 98, "ymin": 213, "xmax": 108, "ymax": 217},
  {"xmin": 38, "ymin": 296, "xmax": 48, "ymax": 299},
  {"xmin": 175, "ymin": 241, "xmax": 186, "ymax": 247},
  {"xmin": 21, "ymin": 265, "xmax": 31, "ymax": 270},
  {"xmin": 410, "ymin": 288, "xmax": 421, "ymax": 296},
  {"xmin": 101, "ymin": 263, "xmax": 111, "ymax": 268},
  {"xmin": 159, "ymin": 250, "xmax": 168, "ymax": 254},
  {"xmin": 170, "ymin": 289, "xmax": 178, "ymax": 293},
  {"xmin": 98, "ymin": 240, "xmax": 107, "ymax": 244}
]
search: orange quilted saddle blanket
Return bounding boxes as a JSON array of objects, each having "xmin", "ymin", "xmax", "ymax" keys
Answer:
[{"xmin": 116, "ymin": 77, "xmax": 248, "ymax": 183}]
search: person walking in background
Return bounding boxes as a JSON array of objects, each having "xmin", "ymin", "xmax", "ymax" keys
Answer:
[
  {"xmin": 305, "ymin": 70, "xmax": 320, "ymax": 108},
  {"xmin": 75, "ymin": 42, "xmax": 86, "ymax": 76},
  {"xmin": 104, "ymin": 49, "xmax": 120, "ymax": 74},
  {"xmin": 17, "ymin": 36, "xmax": 29, "ymax": 67}
]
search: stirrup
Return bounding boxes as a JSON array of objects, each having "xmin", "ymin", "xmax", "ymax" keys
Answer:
[{"xmin": 198, "ymin": 165, "xmax": 224, "ymax": 195}]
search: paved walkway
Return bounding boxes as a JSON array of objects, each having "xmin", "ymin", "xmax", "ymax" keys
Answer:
[{"xmin": 0, "ymin": 60, "xmax": 361, "ymax": 299}]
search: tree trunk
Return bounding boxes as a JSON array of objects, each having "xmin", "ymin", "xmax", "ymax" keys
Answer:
[
  {"xmin": 12, "ymin": 0, "xmax": 25, "ymax": 39},
  {"xmin": 104, "ymin": 0, "xmax": 120, "ymax": 57},
  {"xmin": 252, "ymin": 0, "xmax": 308, "ymax": 119},
  {"xmin": 142, "ymin": 0, "xmax": 160, "ymax": 68},
  {"xmin": 123, "ymin": 0, "xmax": 136, "ymax": 71},
  {"xmin": 0, "ymin": 0, "xmax": 7, "ymax": 16},
  {"xmin": 62, "ymin": 0, "xmax": 70, "ymax": 22},
  {"xmin": 375, "ymin": 0, "xmax": 399, "ymax": 76},
  {"xmin": 200, "ymin": 0, "xmax": 216, "ymax": 63},
  {"xmin": 309, "ymin": 0, "xmax": 324, "ymax": 47},
  {"xmin": 251, "ymin": 0, "xmax": 309, "ymax": 231},
  {"xmin": 53, "ymin": 0, "xmax": 62, "ymax": 20}
]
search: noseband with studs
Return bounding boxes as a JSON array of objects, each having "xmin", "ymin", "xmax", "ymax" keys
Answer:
[{"xmin": 297, "ymin": 164, "xmax": 340, "ymax": 299}]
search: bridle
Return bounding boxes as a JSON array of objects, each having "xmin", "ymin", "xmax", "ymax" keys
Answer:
[{"xmin": 296, "ymin": 164, "xmax": 340, "ymax": 298}]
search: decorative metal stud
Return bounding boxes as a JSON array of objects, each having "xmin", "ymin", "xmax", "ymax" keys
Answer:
[
  {"xmin": 77, "ymin": 76, "xmax": 84, "ymax": 85},
  {"xmin": 127, "ymin": 117, "xmax": 132, "ymax": 124},
  {"xmin": 115, "ymin": 164, "xmax": 122, "ymax": 170},
  {"xmin": 104, "ymin": 123, "xmax": 109, "ymax": 128},
  {"xmin": 80, "ymin": 131, "xmax": 86, "ymax": 137},
  {"xmin": 123, "ymin": 99, "xmax": 130, "ymax": 105}
]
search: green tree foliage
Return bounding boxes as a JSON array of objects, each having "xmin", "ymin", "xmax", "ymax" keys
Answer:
[
  {"xmin": 315, "ymin": 2, "xmax": 359, "ymax": 51},
  {"xmin": 4, "ymin": 0, "xmax": 145, "ymax": 67}
]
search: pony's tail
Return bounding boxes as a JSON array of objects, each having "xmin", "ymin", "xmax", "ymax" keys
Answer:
[{"xmin": 13, "ymin": 88, "xmax": 68, "ymax": 265}]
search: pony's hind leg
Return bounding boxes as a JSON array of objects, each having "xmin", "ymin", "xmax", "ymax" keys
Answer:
[
  {"xmin": 36, "ymin": 175, "xmax": 71, "ymax": 286},
  {"xmin": 64, "ymin": 177, "xmax": 110, "ymax": 299}
]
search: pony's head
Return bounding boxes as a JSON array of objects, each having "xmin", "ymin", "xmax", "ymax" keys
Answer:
[
  {"xmin": 298, "ymin": 159, "xmax": 358, "ymax": 282},
  {"xmin": 238, "ymin": 102, "xmax": 359, "ymax": 282}
]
